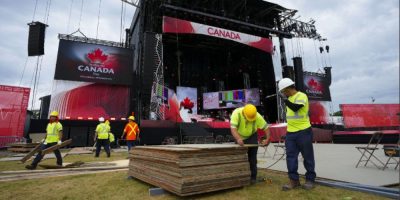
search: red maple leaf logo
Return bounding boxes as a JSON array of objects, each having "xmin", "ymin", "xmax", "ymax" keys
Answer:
[
  {"xmin": 308, "ymin": 78, "xmax": 319, "ymax": 89},
  {"xmin": 307, "ymin": 78, "xmax": 322, "ymax": 91},
  {"xmin": 87, "ymin": 48, "xmax": 108, "ymax": 64},
  {"xmin": 180, "ymin": 97, "xmax": 194, "ymax": 110}
]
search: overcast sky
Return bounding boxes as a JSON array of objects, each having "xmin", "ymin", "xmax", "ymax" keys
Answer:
[{"xmin": 0, "ymin": 0, "xmax": 398, "ymax": 112}]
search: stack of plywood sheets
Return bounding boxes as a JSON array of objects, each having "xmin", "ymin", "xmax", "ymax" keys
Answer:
[
  {"xmin": 128, "ymin": 144, "xmax": 250, "ymax": 196},
  {"xmin": 7, "ymin": 143, "xmax": 40, "ymax": 152}
]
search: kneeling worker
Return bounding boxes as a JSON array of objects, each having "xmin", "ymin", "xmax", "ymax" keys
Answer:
[
  {"xmin": 230, "ymin": 104, "xmax": 270, "ymax": 184},
  {"xmin": 26, "ymin": 111, "xmax": 63, "ymax": 170}
]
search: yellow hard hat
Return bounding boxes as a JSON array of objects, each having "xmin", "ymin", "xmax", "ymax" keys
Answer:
[
  {"xmin": 50, "ymin": 111, "xmax": 59, "ymax": 117},
  {"xmin": 243, "ymin": 104, "xmax": 257, "ymax": 122},
  {"xmin": 105, "ymin": 120, "xmax": 110, "ymax": 124},
  {"xmin": 128, "ymin": 116, "xmax": 135, "ymax": 121}
]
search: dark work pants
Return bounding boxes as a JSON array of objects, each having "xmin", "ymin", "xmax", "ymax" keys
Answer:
[
  {"xmin": 31, "ymin": 142, "xmax": 62, "ymax": 167},
  {"xmin": 244, "ymin": 133, "xmax": 258, "ymax": 180},
  {"xmin": 285, "ymin": 127, "xmax": 316, "ymax": 181},
  {"xmin": 95, "ymin": 139, "xmax": 111, "ymax": 157},
  {"xmin": 126, "ymin": 140, "xmax": 136, "ymax": 151}
]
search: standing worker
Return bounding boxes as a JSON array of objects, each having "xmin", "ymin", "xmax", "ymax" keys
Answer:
[
  {"xmin": 230, "ymin": 104, "xmax": 270, "ymax": 184},
  {"xmin": 25, "ymin": 111, "xmax": 63, "ymax": 170},
  {"xmin": 278, "ymin": 78, "xmax": 316, "ymax": 191},
  {"xmin": 94, "ymin": 117, "xmax": 111, "ymax": 157},
  {"xmin": 121, "ymin": 116, "xmax": 140, "ymax": 151}
]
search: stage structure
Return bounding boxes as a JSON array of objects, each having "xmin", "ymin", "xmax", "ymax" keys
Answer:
[
  {"xmin": 34, "ymin": 0, "xmax": 331, "ymax": 146},
  {"xmin": 127, "ymin": 0, "xmax": 324, "ymax": 124}
]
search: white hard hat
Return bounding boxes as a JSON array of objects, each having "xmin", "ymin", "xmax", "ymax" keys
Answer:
[
  {"xmin": 99, "ymin": 117, "xmax": 105, "ymax": 122},
  {"xmin": 278, "ymin": 78, "xmax": 295, "ymax": 91}
]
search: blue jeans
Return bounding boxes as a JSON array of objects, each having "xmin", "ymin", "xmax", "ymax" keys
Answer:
[
  {"xmin": 285, "ymin": 127, "xmax": 316, "ymax": 181},
  {"xmin": 127, "ymin": 140, "xmax": 136, "ymax": 151},
  {"xmin": 95, "ymin": 139, "xmax": 110, "ymax": 157},
  {"xmin": 31, "ymin": 142, "xmax": 62, "ymax": 167}
]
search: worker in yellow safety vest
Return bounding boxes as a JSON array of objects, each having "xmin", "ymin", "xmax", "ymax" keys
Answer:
[
  {"xmin": 25, "ymin": 111, "xmax": 63, "ymax": 170},
  {"xmin": 105, "ymin": 120, "xmax": 115, "ymax": 145},
  {"xmin": 121, "ymin": 116, "xmax": 140, "ymax": 151},
  {"xmin": 230, "ymin": 104, "xmax": 270, "ymax": 184},
  {"xmin": 94, "ymin": 117, "xmax": 111, "ymax": 157},
  {"xmin": 278, "ymin": 78, "xmax": 316, "ymax": 191}
]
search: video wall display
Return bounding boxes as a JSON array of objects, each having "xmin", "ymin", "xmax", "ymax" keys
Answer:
[{"xmin": 203, "ymin": 88, "xmax": 260, "ymax": 110}]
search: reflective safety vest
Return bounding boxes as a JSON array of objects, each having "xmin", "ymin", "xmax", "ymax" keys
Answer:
[
  {"xmin": 230, "ymin": 107, "xmax": 268, "ymax": 139},
  {"xmin": 46, "ymin": 122, "xmax": 63, "ymax": 143},
  {"xmin": 96, "ymin": 123, "xmax": 110, "ymax": 139},
  {"xmin": 286, "ymin": 91, "xmax": 311, "ymax": 132},
  {"xmin": 109, "ymin": 133, "xmax": 115, "ymax": 143},
  {"xmin": 124, "ymin": 122, "xmax": 139, "ymax": 140}
]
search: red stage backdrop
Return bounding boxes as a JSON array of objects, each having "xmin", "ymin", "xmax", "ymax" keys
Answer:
[
  {"xmin": 163, "ymin": 16, "xmax": 273, "ymax": 53},
  {"xmin": 0, "ymin": 85, "xmax": 30, "ymax": 137},
  {"xmin": 341, "ymin": 104, "xmax": 400, "ymax": 128},
  {"xmin": 49, "ymin": 80, "xmax": 129, "ymax": 120},
  {"xmin": 54, "ymin": 39, "xmax": 133, "ymax": 85}
]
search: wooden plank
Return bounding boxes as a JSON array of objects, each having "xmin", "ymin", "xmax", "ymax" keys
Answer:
[
  {"xmin": 38, "ymin": 161, "xmax": 85, "ymax": 169},
  {"xmin": 41, "ymin": 139, "xmax": 72, "ymax": 156},
  {"xmin": 7, "ymin": 147, "xmax": 34, "ymax": 152},
  {"xmin": 7, "ymin": 143, "xmax": 40, "ymax": 148},
  {"xmin": 20, "ymin": 143, "xmax": 42, "ymax": 163}
]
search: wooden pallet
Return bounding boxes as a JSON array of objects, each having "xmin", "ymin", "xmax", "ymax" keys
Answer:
[{"xmin": 128, "ymin": 144, "xmax": 251, "ymax": 196}]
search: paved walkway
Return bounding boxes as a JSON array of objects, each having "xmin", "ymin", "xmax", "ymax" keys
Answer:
[{"xmin": 258, "ymin": 143, "xmax": 399, "ymax": 186}]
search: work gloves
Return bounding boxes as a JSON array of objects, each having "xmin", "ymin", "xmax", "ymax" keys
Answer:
[{"xmin": 278, "ymin": 93, "xmax": 288, "ymax": 101}]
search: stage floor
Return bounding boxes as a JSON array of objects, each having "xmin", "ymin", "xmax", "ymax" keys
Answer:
[{"xmin": 257, "ymin": 143, "xmax": 399, "ymax": 187}]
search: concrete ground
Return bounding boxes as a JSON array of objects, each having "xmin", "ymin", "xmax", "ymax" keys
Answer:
[{"xmin": 257, "ymin": 143, "xmax": 400, "ymax": 186}]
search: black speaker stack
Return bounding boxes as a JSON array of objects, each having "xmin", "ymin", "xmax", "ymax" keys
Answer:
[{"xmin": 27, "ymin": 21, "xmax": 48, "ymax": 56}]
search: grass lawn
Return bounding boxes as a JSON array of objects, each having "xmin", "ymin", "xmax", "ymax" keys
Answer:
[
  {"xmin": 0, "ymin": 150, "xmax": 129, "ymax": 172},
  {"xmin": 0, "ymin": 170, "xmax": 390, "ymax": 199},
  {"xmin": 0, "ymin": 150, "xmax": 392, "ymax": 200}
]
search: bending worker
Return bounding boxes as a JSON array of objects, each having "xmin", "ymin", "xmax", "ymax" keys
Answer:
[
  {"xmin": 278, "ymin": 78, "xmax": 316, "ymax": 191},
  {"xmin": 121, "ymin": 116, "xmax": 140, "ymax": 151},
  {"xmin": 94, "ymin": 117, "xmax": 111, "ymax": 157},
  {"xmin": 230, "ymin": 104, "xmax": 270, "ymax": 184},
  {"xmin": 25, "ymin": 111, "xmax": 63, "ymax": 170}
]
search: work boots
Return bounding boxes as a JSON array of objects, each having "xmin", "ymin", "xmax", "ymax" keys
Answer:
[
  {"xmin": 303, "ymin": 180, "xmax": 315, "ymax": 190},
  {"xmin": 282, "ymin": 179, "xmax": 301, "ymax": 191},
  {"xmin": 25, "ymin": 165, "xmax": 36, "ymax": 170}
]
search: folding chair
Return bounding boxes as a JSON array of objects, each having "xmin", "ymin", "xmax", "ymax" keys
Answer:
[
  {"xmin": 258, "ymin": 136, "xmax": 271, "ymax": 157},
  {"xmin": 383, "ymin": 138, "xmax": 400, "ymax": 170},
  {"xmin": 355, "ymin": 132, "xmax": 385, "ymax": 169},
  {"xmin": 272, "ymin": 135, "xmax": 286, "ymax": 160},
  {"xmin": 224, "ymin": 135, "xmax": 235, "ymax": 143},
  {"xmin": 215, "ymin": 135, "xmax": 224, "ymax": 143}
]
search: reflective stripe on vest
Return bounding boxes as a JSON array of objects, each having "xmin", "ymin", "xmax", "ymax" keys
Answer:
[
  {"xmin": 46, "ymin": 123, "xmax": 60, "ymax": 143},
  {"xmin": 127, "ymin": 124, "xmax": 137, "ymax": 138},
  {"xmin": 286, "ymin": 94, "xmax": 307, "ymax": 119}
]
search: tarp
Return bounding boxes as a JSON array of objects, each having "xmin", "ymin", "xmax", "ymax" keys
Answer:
[
  {"xmin": 0, "ymin": 85, "xmax": 30, "ymax": 137},
  {"xmin": 341, "ymin": 104, "xmax": 400, "ymax": 128},
  {"xmin": 163, "ymin": 16, "xmax": 273, "ymax": 53},
  {"xmin": 309, "ymin": 101, "xmax": 331, "ymax": 125}
]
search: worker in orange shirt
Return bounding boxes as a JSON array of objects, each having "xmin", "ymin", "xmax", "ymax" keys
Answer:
[{"xmin": 121, "ymin": 116, "xmax": 140, "ymax": 151}]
